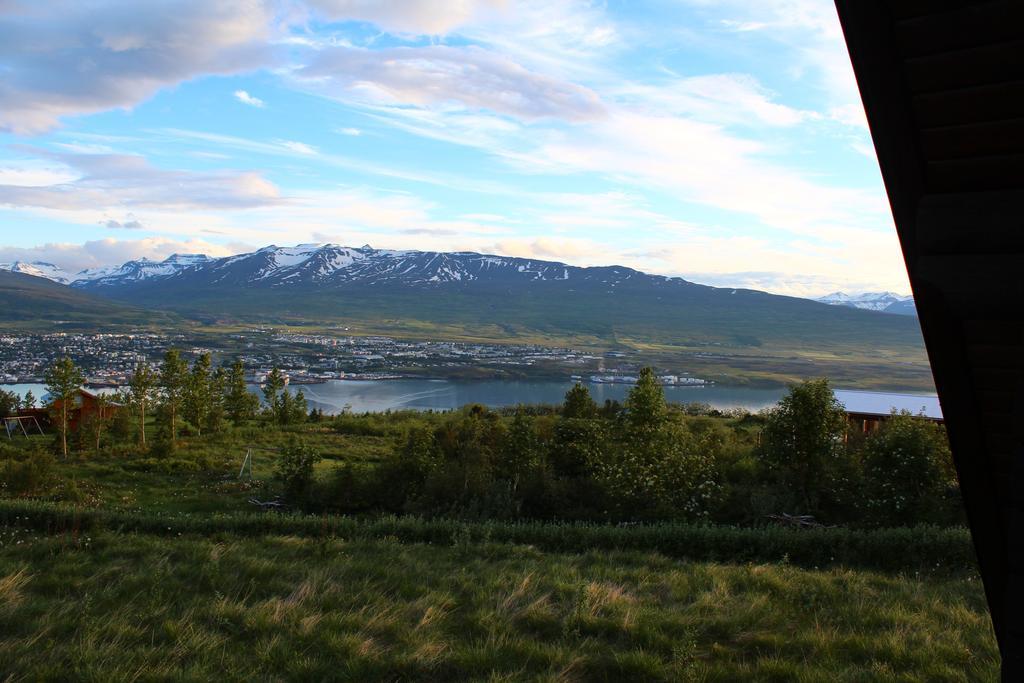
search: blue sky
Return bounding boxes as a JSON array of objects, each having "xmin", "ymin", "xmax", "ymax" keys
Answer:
[{"xmin": 0, "ymin": 0, "xmax": 908, "ymax": 296}]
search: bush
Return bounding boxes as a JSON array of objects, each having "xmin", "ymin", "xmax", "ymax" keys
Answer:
[
  {"xmin": 0, "ymin": 447, "xmax": 56, "ymax": 495},
  {"xmin": 275, "ymin": 438, "xmax": 321, "ymax": 499},
  {"xmin": 861, "ymin": 411, "xmax": 959, "ymax": 526}
]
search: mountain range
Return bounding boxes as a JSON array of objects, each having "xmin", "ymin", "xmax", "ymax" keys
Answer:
[
  {"xmin": 815, "ymin": 291, "xmax": 916, "ymax": 316},
  {"xmin": 0, "ymin": 244, "xmax": 926, "ymax": 357}
]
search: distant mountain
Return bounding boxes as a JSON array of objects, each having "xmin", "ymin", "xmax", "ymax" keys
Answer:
[
  {"xmin": 0, "ymin": 270, "xmax": 173, "ymax": 328},
  {"xmin": 0, "ymin": 254, "xmax": 212, "ymax": 288},
  {"xmin": 0, "ymin": 243, "xmax": 924, "ymax": 356},
  {"xmin": 816, "ymin": 291, "xmax": 917, "ymax": 316}
]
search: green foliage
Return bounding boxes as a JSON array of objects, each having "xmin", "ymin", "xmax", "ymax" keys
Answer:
[
  {"xmin": 225, "ymin": 360, "xmax": 258, "ymax": 425},
  {"xmin": 0, "ymin": 389, "xmax": 17, "ymax": 419},
  {"xmin": 862, "ymin": 411, "xmax": 958, "ymax": 526},
  {"xmin": 0, "ymin": 448, "xmax": 55, "ymax": 495},
  {"xmin": 183, "ymin": 352, "xmax": 213, "ymax": 437},
  {"xmin": 44, "ymin": 356, "xmax": 84, "ymax": 458},
  {"xmin": 274, "ymin": 438, "xmax": 322, "ymax": 499},
  {"xmin": 757, "ymin": 378, "xmax": 849, "ymax": 516},
  {"xmin": 0, "ymin": 507, "xmax": 996, "ymax": 681},
  {"xmin": 562, "ymin": 383, "xmax": 597, "ymax": 419},
  {"xmin": 157, "ymin": 349, "xmax": 188, "ymax": 449},
  {"xmin": 128, "ymin": 362, "xmax": 156, "ymax": 447}
]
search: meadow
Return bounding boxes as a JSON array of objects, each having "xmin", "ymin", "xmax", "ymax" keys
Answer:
[
  {"xmin": 0, "ymin": 376, "xmax": 997, "ymax": 680},
  {"xmin": 0, "ymin": 521, "xmax": 998, "ymax": 681}
]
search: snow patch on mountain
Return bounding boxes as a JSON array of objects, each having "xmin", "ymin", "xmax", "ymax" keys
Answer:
[{"xmin": 816, "ymin": 291, "xmax": 916, "ymax": 316}]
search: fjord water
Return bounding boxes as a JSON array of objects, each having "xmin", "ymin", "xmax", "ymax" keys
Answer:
[{"xmin": 2, "ymin": 379, "xmax": 939, "ymax": 416}]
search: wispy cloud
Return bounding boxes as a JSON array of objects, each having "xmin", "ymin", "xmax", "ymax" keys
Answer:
[
  {"xmin": 0, "ymin": 0, "xmax": 276, "ymax": 134},
  {"xmin": 234, "ymin": 90, "xmax": 265, "ymax": 108}
]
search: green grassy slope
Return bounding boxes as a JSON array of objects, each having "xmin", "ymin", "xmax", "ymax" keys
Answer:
[
  {"xmin": 94, "ymin": 277, "xmax": 925, "ymax": 354},
  {"xmin": 0, "ymin": 271, "xmax": 175, "ymax": 329},
  {"xmin": 0, "ymin": 524, "xmax": 996, "ymax": 680}
]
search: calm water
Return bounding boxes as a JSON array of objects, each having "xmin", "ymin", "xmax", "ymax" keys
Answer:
[
  {"xmin": 4, "ymin": 379, "xmax": 783, "ymax": 413},
  {"xmin": 1, "ymin": 379, "xmax": 940, "ymax": 416}
]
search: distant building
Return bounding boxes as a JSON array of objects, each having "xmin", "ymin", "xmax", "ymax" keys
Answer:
[
  {"xmin": 22, "ymin": 388, "xmax": 123, "ymax": 433},
  {"xmin": 833, "ymin": 389, "xmax": 943, "ymax": 434}
]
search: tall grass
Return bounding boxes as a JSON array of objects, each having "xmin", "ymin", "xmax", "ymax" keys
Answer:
[
  {"xmin": 0, "ymin": 499, "xmax": 976, "ymax": 574},
  {"xmin": 0, "ymin": 527, "xmax": 996, "ymax": 681}
]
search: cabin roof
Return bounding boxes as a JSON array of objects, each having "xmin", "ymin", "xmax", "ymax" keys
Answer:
[
  {"xmin": 833, "ymin": 389, "xmax": 942, "ymax": 420},
  {"xmin": 834, "ymin": 0, "xmax": 1024, "ymax": 670}
]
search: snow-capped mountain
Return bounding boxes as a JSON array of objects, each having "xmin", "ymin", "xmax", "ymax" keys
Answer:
[
  {"xmin": 51, "ymin": 244, "xmax": 644, "ymax": 291},
  {"xmin": 0, "ymin": 254, "xmax": 211, "ymax": 287},
  {"xmin": 0, "ymin": 244, "xmax": 925, "ymax": 355},
  {"xmin": 0, "ymin": 261, "xmax": 76, "ymax": 285},
  {"xmin": 816, "ymin": 291, "xmax": 916, "ymax": 316}
]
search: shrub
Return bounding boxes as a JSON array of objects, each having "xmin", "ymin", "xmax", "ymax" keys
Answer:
[{"xmin": 275, "ymin": 438, "xmax": 322, "ymax": 499}]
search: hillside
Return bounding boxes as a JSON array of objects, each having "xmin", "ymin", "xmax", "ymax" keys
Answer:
[
  {"xmin": 51, "ymin": 244, "xmax": 926, "ymax": 353},
  {"xmin": 0, "ymin": 270, "xmax": 172, "ymax": 329}
]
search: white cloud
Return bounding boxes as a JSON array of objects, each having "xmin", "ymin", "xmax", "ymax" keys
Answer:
[
  {"xmin": 615, "ymin": 74, "xmax": 817, "ymax": 127},
  {"xmin": 0, "ymin": 237, "xmax": 240, "ymax": 273},
  {"xmin": 0, "ymin": 149, "xmax": 282, "ymax": 211},
  {"xmin": 297, "ymin": 45, "xmax": 606, "ymax": 122},
  {"xmin": 234, "ymin": 89, "xmax": 266, "ymax": 107},
  {"xmin": 277, "ymin": 140, "xmax": 318, "ymax": 155},
  {"xmin": 305, "ymin": 0, "xmax": 507, "ymax": 35},
  {"xmin": 336, "ymin": 127, "xmax": 361, "ymax": 136},
  {"xmin": 0, "ymin": 0, "xmax": 276, "ymax": 133}
]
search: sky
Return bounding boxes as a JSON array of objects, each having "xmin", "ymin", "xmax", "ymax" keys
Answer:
[{"xmin": 0, "ymin": 0, "xmax": 910, "ymax": 297}]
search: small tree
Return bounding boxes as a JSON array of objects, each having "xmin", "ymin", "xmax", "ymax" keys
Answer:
[
  {"xmin": 225, "ymin": 360, "xmax": 258, "ymax": 425},
  {"xmin": 262, "ymin": 367, "xmax": 285, "ymax": 417},
  {"xmin": 275, "ymin": 438, "xmax": 321, "ymax": 499},
  {"xmin": 861, "ymin": 411, "xmax": 956, "ymax": 525},
  {"xmin": 44, "ymin": 357, "xmax": 84, "ymax": 458},
  {"xmin": 290, "ymin": 388, "xmax": 309, "ymax": 424},
  {"xmin": 158, "ymin": 349, "xmax": 188, "ymax": 449},
  {"xmin": 562, "ymin": 383, "xmax": 597, "ymax": 419},
  {"xmin": 128, "ymin": 363, "xmax": 156, "ymax": 447},
  {"xmin": 79, "ymin": 392, "xmax": 111, "ymax": 456},
  {"xmin": 205, "ymin": 367, "xmax": 227, "ymax": 435},
  {"xmin": 183, "ymin": 353, "xmax": 212, "ymax": 437},
  {"xmin": 623, "ymin": 368, "xmax": 668, "ymax": 437},
  {"xmin": 757, "ymin": 378, "xmax": 848, "ymax": 515},
  {"xmin": 0, "ymin": 389, "xmax": 18, "ymax": 419},
  {"xmin": 21, "ymin": 390, "xmax": 36, "ymax": 411}
]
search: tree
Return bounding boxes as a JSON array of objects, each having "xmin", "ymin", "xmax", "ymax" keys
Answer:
[
  {"xmin": 623, "ymin": 368, "xmax": 668, "ymax": 437},
  {"xmin": 757, "ymin": 378, "xmax": 848, "ymax": 515},
  {"xmin": 128, "ymin": 363, "xmax": 156, "ymax": 447},
  {"xmin": 562, "ymin": 383, "xmax": 597, "ymax": 419},
  {"xmin": 597, "ymin": 371, "xmax": 721, "ymax": 519},
  {"xmin": 275, "ymin": 438, "xmax": 322, "ymax": 499},
  {"xmin": 79, "ymin": 392, "xmax": 111, "ymax": 456},
  {"xmin": 262, "ymin": 367, "xmax": 285, "ymax": 417},
  {"xmin": 183, "ymin": 353, "xmax": 212, "ymax": 437},
  {"xmin": 44, "ymin": 357, "xmax": 84, "ymax": 458},
  {"xmin": 290, "ymin": 388, "xmax": 309, "ymax": 424},
  {"xmin": 504, "ymin": 408, "xmax": 541, "ymax": 488},
  {"xmin": 0, "ymin": 389, "xmax": 18, "ymax": 419},
  {"xmin": 21, "ymin": 390, "xmax": 36, "ymax": 411},
  {"xmin": 861, "ymin": 411, "xmax": 956, "ymax": 525},
  {"xmin": 158, "ymin": 349, "xmax": 188, "ymax": 449},
  {"xmin": 225, "ymin": 360, "xmax": 258, "ymax": 425},
  {"xmin": 205, "ymin": 367, "xmax": 227, "ymax": 434}
]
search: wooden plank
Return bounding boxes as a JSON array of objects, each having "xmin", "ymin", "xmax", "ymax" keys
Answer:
[
  {"xmin": 921, "ymin": 118, "xmax": 1024, "ymax": 161},
  {"xmin": 917, "ymin": 191, "xmax": 1024, "ymax": 253},
  {"xmin": 913, "ymin": 81, "xmax": 1024, "ymax": 129},
  {"xmin": 892, "ymin": 0, "xmax": 1005, "ymax": 21},
  {"xmin": 904, "ymin": 40, "xmax": 1024, "ymax": 94},
  {"xmin": 895, "ymin": 1, "xmax": 1024, "ymax": 58},
  {"xmin": 926, "ymin": 153, "xmax": 1024, "ymax": 192},
  {"xmin": 915, "ymin": 253, "xmax": 1024, "ymax": 293}
]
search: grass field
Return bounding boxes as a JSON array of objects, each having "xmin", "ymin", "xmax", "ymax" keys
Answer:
[
  {"xmin": 0, "ymin": 413, "xmax": 995, "ymax": 679},
  {"xmin": 0, "ymin": 524, "xmax": 998, "ymax": 681}
]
